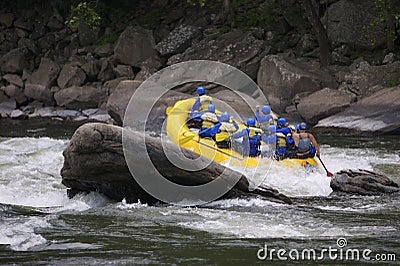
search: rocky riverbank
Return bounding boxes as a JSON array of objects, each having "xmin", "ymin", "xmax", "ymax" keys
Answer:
[{"xmin": 0, "ymin": 0, "xmax": 399, "ymax": 135}]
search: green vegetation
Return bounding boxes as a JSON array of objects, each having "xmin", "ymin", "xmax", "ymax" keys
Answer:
[
  {"xmin": 367, "ymin": 0, "xmax": 400, "ymax": 50},
  {"xmin": 95, "ymin": 32, "xmax": 121, "ymax": 46},
  {"xmin": 65, "ymin": 2, "xmax": 101, "ymax": 30},
  {"xmin": 386, "ymin": 80, "xmax": 400, "ymax": 87}
]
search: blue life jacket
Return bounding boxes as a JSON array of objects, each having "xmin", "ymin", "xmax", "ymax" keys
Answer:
[{"xmin": 276, "ymin": 127, "xmax": 291, "ymax": 135}]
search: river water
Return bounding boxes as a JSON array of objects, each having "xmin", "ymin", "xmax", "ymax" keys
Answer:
[{"xmin": 0, "ymin": 125, "xmax": 399, "ymax": 264}]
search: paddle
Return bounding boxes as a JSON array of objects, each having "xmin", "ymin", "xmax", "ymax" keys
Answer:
[
  {"xmin": 179, "ymin": 131, "xmax": 198, "ymax": 145},
  {"xmin": 317, "ymin": 155, "xmax": 333, "ymax": 177}
]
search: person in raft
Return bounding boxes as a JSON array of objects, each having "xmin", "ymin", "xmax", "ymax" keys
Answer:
[
  {"xmin": 231, "ymin": 118, "xmax": 263, "ymax": 157},
  {"xmin": 187, "ymin": 86, "xmax": 213, "ymax": 128},
  {"xmin": 261, "ymin": 124, "xmax": 277, "ymax": 157},
  {"xmin": 190, "ymin": 86, "xmax": 213, "ymax": 113},
  {"xmin": 198, "ymin": 104, "xmax": 219, "ymax": 138},
  {"xmin": 292, "ymin": 122, "xmax": 320, "ymax": 159},
  {"xmin": 214, "ymin": 112, "xmax": 239, "ymax": 149},
  {"xmin": 275, "ymin": 117, "xmax": 294, "ymax": 160},
  {"xmin": 255, "ymin": 104, "xmax": 273, "ymax": 131}
]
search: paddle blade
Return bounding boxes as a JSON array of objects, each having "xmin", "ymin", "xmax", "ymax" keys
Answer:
[
  {"xmin": 327, "ymin": 171, "xmax": 334, "ymax": 177},
  {"xmin": 166, "ymin": 106, "xmax": 173, "ymax": 115},
  {"xmin": 179, "ymin": 131, "xmax": 197, "ymax": 145}
]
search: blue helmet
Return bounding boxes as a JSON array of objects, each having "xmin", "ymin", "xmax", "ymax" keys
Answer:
[
  {"xmin": 246, "ymin": 118, "xmax": 256, "ymax": 127},
  {"xmin": 300, "ymin": 122, "xmax": 307, "ymax": 130},
  {"xmin": 295, "ymin": 124, "xmax": 300, "ymax": 133},
  {"xmin": 207, "ymin": 104, "xmax": 215, "ymax": 113},
  {"xmin": 267, "ymin": 125, "xmax": 276, "ymax": 133},
  {"xmin": 261, "ymin": 105, "xmax": 271, "ymax": 114},
  {"xmin": 277, "ymin": 118, "xmax": 286, "ymax": 126},
  {"xmin": 196, "ymin": 86, "xmax": 206, "ymax": 95},
  {"xmin": 220, "ymin": 112, "xmax": 229, "ymax": 122}
]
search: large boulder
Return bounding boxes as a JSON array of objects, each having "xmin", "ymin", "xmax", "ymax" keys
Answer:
[
  {"xmin": 106, "ymin": 80, "xmax": 142, "ymax": 125},
  {"xmin": 57, "ymin": 62, "xmax": 87, "ymax": 89},
  {"xmin": 338, "ymin": 60, "xmax": 400, "ymax": 97},
  {"xmin": 54, "ymin": 85, "xmax": 106, "ymax": 110},
  {"xmin": 297, "ymin": 88, "xmax": 357, "ymax": 125},
  {"xmin": 257, "ymin": 54, "xmax": 337, "ymax": 113},
  {"xmin": 5, "ymin": 84, "xmax": 27, "ymax": 105},
  {"xmin": 167, "ymin": 29, "xmax": 266, "ymax": 80},
  {"xmin": 61, "ymin": 123, "xmax": 291, "ymax": 204},
  {"xmin": 106, "ymin": 80, "xmax": 190, "ymax": 130},
  {"xmin": 2, "ymin": 74, "xmax": 23, "ymax": 87},
  {"xmin": 113, "ymin": 26, "xmax": 157, "ymax": 66},
  {"xmin": 0, "ymin": 48, "xmax": 30, "ymax": 74},
  {"xmin": 324, "ymin": 0, "xmax": 385, "ymax": 49},
  {"xmin": 25, "ymin": 58, "xmax": 60, "ymax": 105},
  {"xmin": 331, "ymin": 169, "xmax": 400, "ymax": 195},
  {"xmin": 316, "ymin": 86, "xmax": 400, "ymax": 134},
  {"xmin": 0, "ymin": 13, "xmax": 14, "ymax": 27},
  {"xmin": 155, "ymin": 24, "xmax": 200, "ymax": 56}
]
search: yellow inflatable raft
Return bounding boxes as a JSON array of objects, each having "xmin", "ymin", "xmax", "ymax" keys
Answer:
[{"xmin": 166, "ymin": 98, "xmax": 319, "ymax": 169}]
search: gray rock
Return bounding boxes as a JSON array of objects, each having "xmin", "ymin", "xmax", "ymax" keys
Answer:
[
  {"xmin": 47, "ymin": 15, "xmax": 64, "ymax": 30},
  {"xmin": 332, "ymin": 51, "xmax": 351, "ymax": 65},
  {"xmin": 134, "ymin": 56, "xmax": 162, "ymax": 81},
  {"xmin": 113, "ymin": 65, "xmax": 134, "ymax": 78},
  {"xmin": 61, "ymin": 123, "xmax": 291, "ymax": 204},
  {"xmin": 5, "ymin": 84, "xmax": 27, "ymax": 105},
  {"xmin": 106, "ymin": 80, "xmax": 142, "ymax": 125},
  {"xmin": 0, "ymin": 13, "xmax": 14, "ymax": 27},
  {"xmin": 25, "ymin": 58, "xmax": 60, "ymax": 105},
  {"xmin": 316, "ymin": 86, "xmax": 400, "ymax": 134},
  {"xmin": 88, "ymin": 113, "xmax": 113, "ymax": 123},
  {"xmin": 16, "ymin": 28, "xmax": 28, "ymax": 38},
  {"xmin": 10, "ymin": 109, "xmax": 27, "ymax": 120},
  {"xmin": 296, "ymin": 34, "xmax": 317, "ymax": 55},
  {"xmin": 168, "ymin": 29, "xmax": 266, "ymax": 80},
  {"xmin": 257, "ymin": 54, "xmax": 337, "ymax": 113},
  {"xmin": 13, "ymin": 18, "xmax": 33, "ymax": 31},
  {"xmin": 30, "ymin": 21, "xmax": 46, "ymax": 40},
  {"xmin": 155, "ymin": 24, "xmax": 200, "ymax": 56},
  {"xmin": 103, "ymin": 77, "xmax": 128, "ymax": 95},
  {"xmin": 297, "ymin": 88, "xmax": 356, "ymax": 125},
  {"xmin": 74, "ymin": 115, "xmax": 88, "ymax": 122},
  {"xmin": 106, "ymin": 80, "xmax": 190, "ymax": 129},
  {"xmin": 324, "ymin": 0, "xmax": 385, "ymax": 49},
  {"xmin": 114, "ymin": 26, "xmax": 157, "ymax": 66},
  {"xmin": 53, "ymin": 109, "xmax": 82, "ymax": 118},
  {"xmin": 382, "ymin": 53, "xmax": 396, "ymax": 65},
  {"xmin": 78, "ymin": 24, "xmax": 99, "ymax": 46},
  {"xmin": 82, "ymin": 108, "xmax": 100, "ymax": 116},
  {"xmin": 94, "ymin": 43, "xmax": 114, "ymax": 57},
  {"xmin": 97, "ymin": 59, "xmax": 115, "ymax": 82},
  {"xmin": 54, "ymin": 85, "xmax": 106, "ymax": 110},
  {"xmin": 57, "ymin": 62, "xmax": 87, "ymax": 89},
  {"xmin": 81, "ymin": 60, "xmax": 100, "ymax": 80},
  {"xmin": 0, "ymin": 91, "xmax": 8, "ymax": 103},
  {"xmin": 331, "ymin": 169, "xmax": 400, "ymax": 195},
  {"xmin": 339, "ymin": 61, "xmax": 400, "ymax": 97},
  {"xmin": 2, "ymin": 74, "xmax": 23, "ymax": 87},
  {"xmin": 0, "ymin": 100, "xmax": 16, "ymax": 117},
  {"xmin": 35, "ymin": 107, "xmax": 55, "ymax": 117},
  {"xmin": 0, "ymin": 48, "xmax": 29, "ymax": 74}
]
